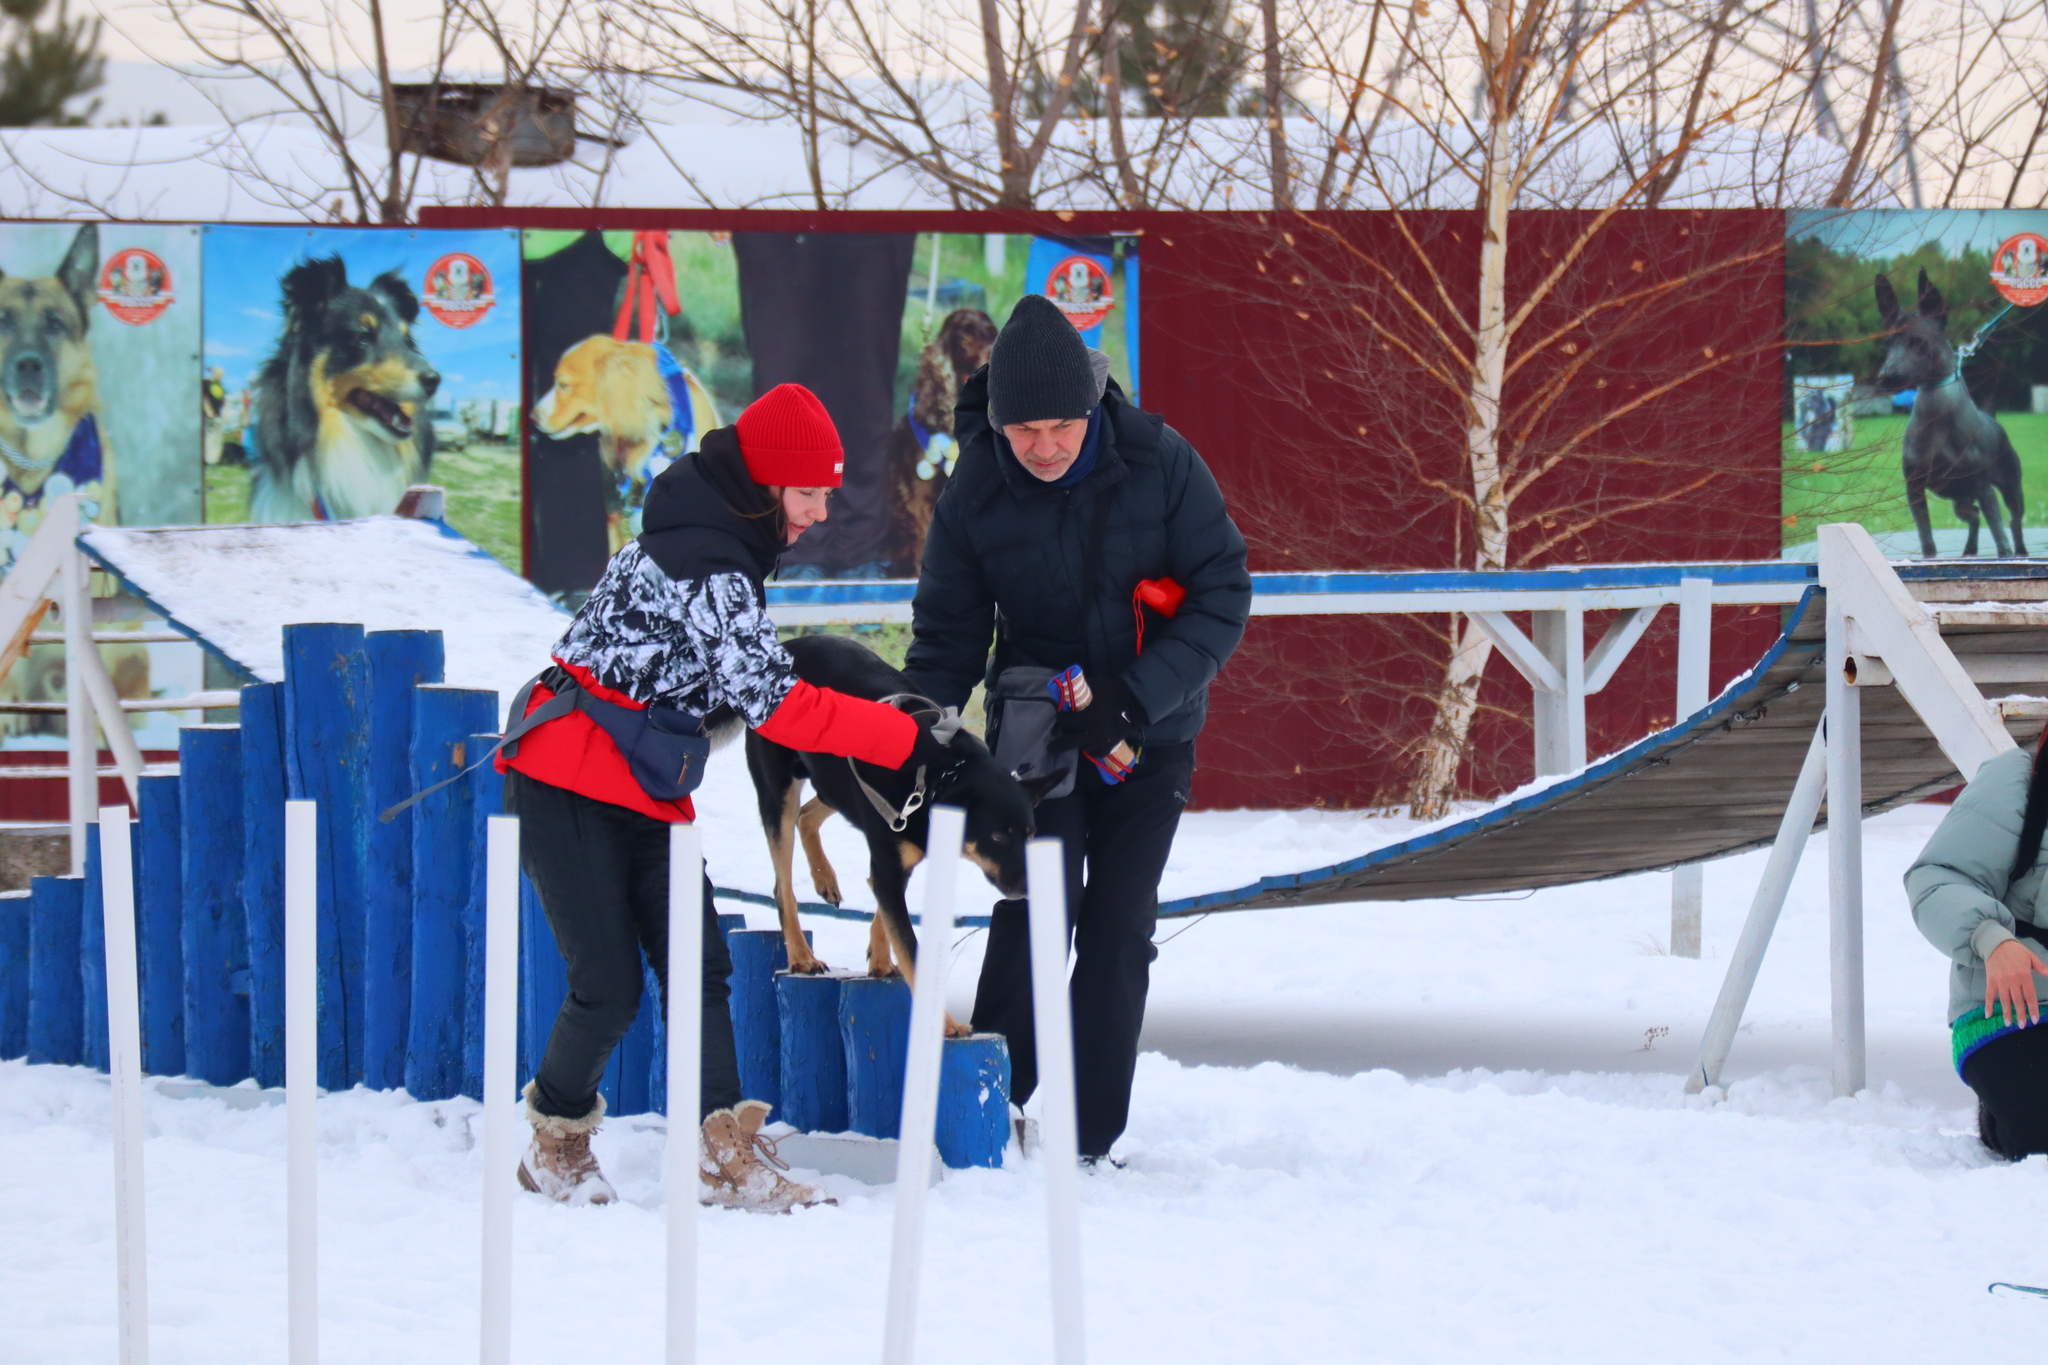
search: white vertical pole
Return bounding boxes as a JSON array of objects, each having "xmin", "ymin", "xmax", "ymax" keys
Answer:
[
  {"xmin": 666, "ymin": 824, "xmax": 703, "ymax": 1365},
  {"xmin": 1530, "ymin": 609, "xmax": 1586, "ymax": 775},
  {"xmin": 1671, "ymin": 576, "xmax": 1713, "ymax": 959},
  {"xmin": 63, "ymin": 536, "xmax": 93, "ymax": 876},
  {"xmin": 284, "ymin": 800, "xmax": 319, "ymax": 1365},
  {"xmin": 1686, "ymin": 718, "xmax": 1829, "ymax": 1094},
  {"xmin": 1825, "ymin": 599, "xmax": 1866, "ymax": 1097},
  {"xmin": 99, "ymin": 805, "xmax": 149, "ymax": 1365},
  {"xmin": 1561, "ymin": 603, "xmax": 1586, "ymax": 770},
  {"xmin": 1025, "ymin": 838, "xmax": 1087, "ymax": 1365},
  {"xmin": 479, "ymin": 817, "xmax": 521, "ymax": 1365},
  {"xmin": 881, "ymin": 805, "xmax": 964, "ymax": 1365}
]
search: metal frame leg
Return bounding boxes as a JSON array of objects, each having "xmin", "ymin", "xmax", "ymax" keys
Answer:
[
  {"xmin": 1825, "ymin": 594, "xmax": 1866, "ymax": 1097},
  {"xmin": 1671, "ymin": 577, "xmax": 1713, "ymax": 958},
  {"xmin": 1686, "ymin": 717, "xmax": 1828, "ymax": 1094}
]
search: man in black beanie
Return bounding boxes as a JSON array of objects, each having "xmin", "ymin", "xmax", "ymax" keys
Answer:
[{"xmin": 904, "ymin": 293, "xmax": 1251, "ymax": 1163}]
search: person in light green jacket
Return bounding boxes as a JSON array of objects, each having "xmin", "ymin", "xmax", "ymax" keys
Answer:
[{"xmin": 1906, "ymin": 738, "xmax": 2048, "ymax": 1158}]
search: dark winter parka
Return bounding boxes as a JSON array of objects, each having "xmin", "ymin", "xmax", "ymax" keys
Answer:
[{"xmin": 903, "ymin": 371, "xmax": 1251, "ymax": 746}]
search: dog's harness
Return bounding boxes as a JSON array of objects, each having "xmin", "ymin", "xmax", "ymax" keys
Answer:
[{"xmin": 847, "ymin": 693, "xmax": 967, "ymax": 833}]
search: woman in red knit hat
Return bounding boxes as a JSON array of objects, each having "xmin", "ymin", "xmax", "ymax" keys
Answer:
[{"xmin": 499, "ymin": 383, "xmax": 932, "ymax": 1211}]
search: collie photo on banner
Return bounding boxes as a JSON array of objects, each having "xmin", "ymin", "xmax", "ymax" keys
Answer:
[
  {"xmin": 200, "ymin": 225, "xmax": 523, "ymax": 567},
  {"xmin": 521, "ymin": 228, "xmax": 1139, "ymax": 601},
  {"xmin": 1785, "ymin": 208, "xmax": 2048, "ymax": 560}
]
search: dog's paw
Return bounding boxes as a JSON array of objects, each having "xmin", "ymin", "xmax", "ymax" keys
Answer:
[
  {"xmin": 942, "ymin": 1015, "xmax": 973, "ymax": 1039},
  {"xmin": 811, "ymin": 870, "xmax": 843, "ymax": 906},
  {"xmin": 786, "ymin": 955, "xmax": 832, "ymax": 976},
  {"xmin": 866, "ymin": 953, "xmax": 904, "ymax": 980}
]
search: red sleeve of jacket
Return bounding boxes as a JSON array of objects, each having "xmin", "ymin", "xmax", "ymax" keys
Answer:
[{"xmin": 755, "ymin": 680, "xmax": 919, "ymax": 768}]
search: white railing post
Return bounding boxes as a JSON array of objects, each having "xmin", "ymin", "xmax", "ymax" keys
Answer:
[
  {"xmin": 1824, "ymin": 588, "xmax": 1866, "ymax": 1098},
  {"xmin": 881, "ymin": 805, "xmax": 964, "ymax": 1365},
  {"xmin": 284, "ymin": 800, "xmax": 319, "ymax": 1365},
  {"xmin": 666, "ymin": 824, "xmax": 703, "ymax": 1365},
  {"xmin": 1025, "ymin": 838, "xmax": 1087, "ymax": 1365},
  {"xmin": 479, "ymin": 817, "xmax": 521, "ymax": 1365},
  {"xmin": 1686, "ymin": 719, "xmax": 1829, "ymax": 1094},
  {"xmin": 99, "ymin": 804, "xmax": 149, "ymax": 1365},
  {"xmin": 1530, "ymin": 607, "xmax": 1586, "ymax": 777},
  {"xmin": 62, "ymin": 526, "xmax": 92, "ymax": 875},
  {"xmin": 1671, "ymin": 576, "xmax": 1713, "ymax": 958}
]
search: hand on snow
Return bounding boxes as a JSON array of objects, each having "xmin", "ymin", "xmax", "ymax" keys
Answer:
[{"xmin": 1984, "ymin": 937, "xmax": 2048, "ymax": 1027}]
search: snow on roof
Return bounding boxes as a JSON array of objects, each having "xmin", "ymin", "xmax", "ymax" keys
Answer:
[{"xmin": 80, "ymin": 516, "xmax": 566, "ymax": 707}]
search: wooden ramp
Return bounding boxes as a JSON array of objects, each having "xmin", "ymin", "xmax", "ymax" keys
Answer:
[{"xmin": 1162, "ymin": 563, "xmax": 2048, "ymax": 917}]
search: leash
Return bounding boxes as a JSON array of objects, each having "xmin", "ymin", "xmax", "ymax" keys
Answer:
[
  {"xmin": 1955, "ymin": 301, "xmax": 2018, "ymax": 363},
  {"xmin": 847, "ymin": 693, "xmax": 967, "ymax": 833}
]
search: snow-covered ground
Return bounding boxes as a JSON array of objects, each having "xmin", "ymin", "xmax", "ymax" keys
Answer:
[{"xmin": 4, "ymin": 789, "xmax": 2041, "ymax": 1363}]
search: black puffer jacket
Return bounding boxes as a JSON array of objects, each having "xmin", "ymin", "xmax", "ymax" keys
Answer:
[{"xmin": 903, "ymin": 371, "xmax": 1251, "ymax": 746}]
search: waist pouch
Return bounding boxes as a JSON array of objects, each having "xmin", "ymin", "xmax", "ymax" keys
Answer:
[
  {"xmin": 379, "ymin": 665, "xmax": 708, "ymax": 822},
  {"xmin": 987, "ymin": 665, "xmax": 1078, "ymax": 801}
]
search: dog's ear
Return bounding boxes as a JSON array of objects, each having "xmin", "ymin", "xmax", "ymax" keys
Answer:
[
  {"xmin": 57, "ymin": 223, "xmax": 96, "ymax": 326},
  {"xmin": 1917, "ymin": 268, "xmax": 1947, "ymax": 324},
  {"xmin": 1016, "ymin": 770, "xmax": 1069, "ymax": 806},
  {"xmin": 281, "ymin": 256, "xmax": 348, "ymax": 321},
  {"xmin": 1873, "ymin": 273, "xmax": 1902, "ymax": 331},
  {"xmin": 370, "ymin": 270, "xmax": 421, "ymax": 326}
]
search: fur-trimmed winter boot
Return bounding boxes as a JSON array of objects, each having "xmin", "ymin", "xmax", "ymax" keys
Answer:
[
  {"xmin": 518, "ymin": 1081, "xmax": 617, "ymax": 1205},
  {"xmin": 699, "ymin": 1099, "xmax": 833, "ymax": 1213}
]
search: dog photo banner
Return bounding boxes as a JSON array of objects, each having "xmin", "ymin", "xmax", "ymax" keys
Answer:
[
  {"xmin": 200, "ymin": 225, "xmax": 523, "ymax": 567},
  {"xmin": 1785, "ymin": 209, "xmax": 2048, "ymax": 560},
  {"xmin": 521, "ymin": 228, "xmax": 1140, "ymax": 598}
]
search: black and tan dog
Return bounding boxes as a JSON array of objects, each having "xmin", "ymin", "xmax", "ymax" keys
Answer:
[
  {"xmin": 0, "ymin": 223, "xmax": 117, "ymax": 535},
  {"xmin": 250, "ymin": 255, "xmax": 441, "ymax": 523},
  {"xmin": 747, "ymin": 633, "xmax": 1055, "ymax": 1032}
]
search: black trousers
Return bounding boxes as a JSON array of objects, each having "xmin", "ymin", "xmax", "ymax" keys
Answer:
[
  {"xmin": 1964, "ymin": 1022, "xmax": 2048, "ymax": 1159},
  {"xmin": 505, "ymin": 770, "xmax": 743, "ymax": 1122},
  {"xmin": 971, "ymin": 746, "xmax": 1193, "ymax": 1157}
]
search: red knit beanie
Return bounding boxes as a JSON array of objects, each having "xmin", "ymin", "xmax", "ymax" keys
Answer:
[{"xmin": 735, "ymin": 384, "xmax": 844, "ymax": 488}]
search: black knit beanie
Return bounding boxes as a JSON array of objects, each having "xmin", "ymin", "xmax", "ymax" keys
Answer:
[{"xmin": 987, "ymin": 293, "xmax": 1098, "ymax": 427}]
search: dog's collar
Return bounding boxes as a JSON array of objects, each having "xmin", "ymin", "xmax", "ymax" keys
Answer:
[
  {"xmin": 0, "ymin": 429, "xmax": 61, "ymax": 476},
  {"xmin": 852, "ymin": 759, "xmax": 927, "ymax": 833}
]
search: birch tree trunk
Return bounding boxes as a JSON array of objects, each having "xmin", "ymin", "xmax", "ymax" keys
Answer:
[{"xmin": 1409, "ymin": 0, "xmax": 1513, "ymax": 819}]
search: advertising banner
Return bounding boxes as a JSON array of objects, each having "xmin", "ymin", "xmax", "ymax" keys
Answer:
[
  {"xmin": 1785, "ymin": 209, "xmax": 2048, "ymax": 559},
  {"xmin": 521, "ymin": 228, "xmax": 1140, "ymax": 598},
  {"xmin": 201, "ymin": 225, "xmax": 523, "ymax": 567}
]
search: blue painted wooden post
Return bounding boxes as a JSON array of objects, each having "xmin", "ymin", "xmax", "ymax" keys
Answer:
[
  {"xmin": 136, "ymin": 773, "xmax": 184, "ymax": 1078},
  {"xmin": 463, "ymin": 728, "xmax": 504, "ymax": 1102},
  {"xmin": 363, "ymin": 630, "xmax": 444, "ymax": 1093},
  {"xmin": 776, "ymin": 973, "xmax": 848, "ymax": 1132},
  {"xmin": 180, "ymin": 725, "xmax": 249, "ymax": 1087},
  {"xmin": 0, "ymin": 891, "xmax": 25, "ymax": 1058},
  {"xmin": 82, "ymin": 823, "xmax": 107, "ymax": 1072},
  {"xmin": 650, "ymin": 913, "xmax": 749, "ymax": 1115},
  {"xmin": 838, "ymin": 975, "xmax": 912, "ymax": 1139},
  {"xmin": 405, "ymin": 686, "xmax": 496, "ymax": 1101},
  {"xmin": 240, "ymin": 682, "xmax": 287, "ymax": 1089},
  {"xmin": 26, "ymin": 875, "xmax": 84, "ymax": 1065},
  {"xmin": 282, "ymin": 623, "xmax": 371, "ymax": 1090},
  {"xmin": 936, "ymin": 1035, "xmax": 1011, "ymax": 1169},
  {"xmin": 727, "ymin": 928, "xmax": 800, "ymax": 1111}
]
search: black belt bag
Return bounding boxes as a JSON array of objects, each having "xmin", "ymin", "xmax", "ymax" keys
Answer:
[
  {"xmin": 380, "ymin": 665, "xmax": 709, "ymax": 822},
  {"xmin": 986, "ymin": 665, "xmax": 1078, "ymax": 802}
]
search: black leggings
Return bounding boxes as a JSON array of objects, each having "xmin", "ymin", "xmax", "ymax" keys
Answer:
[
  {"xmin": 1963, "ymin": 1022, "xmax": 2048, "ymax": 1159},
  {"xmin": 505, "ymin": 770, "xmax": 743, "ymax": 1122}
]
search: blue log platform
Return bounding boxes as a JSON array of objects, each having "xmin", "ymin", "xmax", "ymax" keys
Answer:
[
  {"xmin": 517, "ymin": 871, "xmax": 554, "ymax": 1095},
  {"xmin": 136, "ymin": 773, "xmax": 184, "ymax": 1078},
  {"xmin": 936, "ymin": 1034, "xmax": 1011, "ymax": 1169},
  {"xmin": 776, "ymin": 973, "xmax": 848, "ymax": 1132},
  {"xmin": 0, "ymin": 890, "xmax": 25, "ymax": 1058},
  {"xmin": 81, "ymin": 824, "xmax": 106, "ymax": 1072},
  {"xmin": 180, "ymin": 725, "xmax": 249, "ymax": 1086},
  {"xmin": 406, "ymin": 686, "xmax": 497, "ymax": 1101},
  {"xmin": 838, "ymin": 975, "xmax": 912, "ymax": 1139},
  {"xmin": 26, "ymin": 875, "xmax": 83, "ymax": 1066},
  {"xmin": 464, "ymin": 730, "xmax": 505, "ymax": 1102},
  {"xmin": 728, "ymin": 928, "xmax": 806, "ymax": 1112},
  {"xmin": 363, "ymin": 630, "xmax": 444, "ymax": 1092},
  {"xmin": 240, "ymin": 681, "xmax": 287, "ymax": 1088},
  {"xmin": 282, "ymin": 623, "xmax": 371, "ymax": 1090}
]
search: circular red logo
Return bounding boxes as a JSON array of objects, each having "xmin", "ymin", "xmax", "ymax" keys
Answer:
[
  {"xmin": 422, "ymin": 252, "xmax": 496, "ymax": 328},
  {"xmin": 97, "ymin": 248, "xmax": 173, "ymax": 325},
  {"xmin": 1991, "ymin": 233, "xmax": 2048, "ymax": 307},
  {"xmin": 1043, "ymin": 255, "xmax": 1114, "ymax": 331}
]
